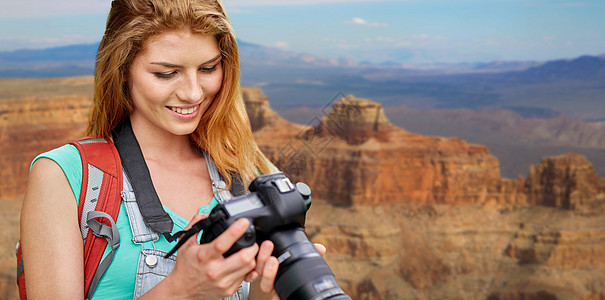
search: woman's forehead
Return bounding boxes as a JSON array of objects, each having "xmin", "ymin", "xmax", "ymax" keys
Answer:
[{"xmin": 137, "ymin": 30, "xmax": 220, "ymax": 64}]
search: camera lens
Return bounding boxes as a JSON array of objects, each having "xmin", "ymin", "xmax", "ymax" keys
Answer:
[{"xmin": 270, "ymin": 228, "xmax": 351, "ymax": 300}]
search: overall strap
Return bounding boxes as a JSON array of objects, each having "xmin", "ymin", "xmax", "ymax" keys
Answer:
[
  {"xmin": 202, "ymin": 150, "xmax": 247, "ymax": 202},
  {"xmin": 121, "ymin": 171, "xmax": 161, "ymax": 243},
  {"xmin": 203, "ymin": 150, "xmax": 234, "ymax": 203}
]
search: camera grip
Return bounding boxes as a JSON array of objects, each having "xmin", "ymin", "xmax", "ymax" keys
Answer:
[{"xmin": 224, "ymin": 221, "xmax": 257, "ymax": 257}]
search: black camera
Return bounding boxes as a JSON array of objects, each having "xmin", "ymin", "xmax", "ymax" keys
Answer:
[{"xmin": 168, "ymin": 172, "xmax": 351, "ymax": 300}]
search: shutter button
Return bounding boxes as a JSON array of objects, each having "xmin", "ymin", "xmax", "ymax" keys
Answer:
[{"xmin": 145, "ymin": 255, "xmax": 158, "ymax": 268}]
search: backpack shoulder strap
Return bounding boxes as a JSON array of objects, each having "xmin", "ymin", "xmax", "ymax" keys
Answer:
[
  {"xmin": 16, "ymin": 137, "xmax": 122, "ymax": 300},
  {"xmin": 16, "ymin": 242, "xmax": 25, "ymax": 299},
  {"xmin": 70, "ymin": 137, "xmax": 122, "ymax": 300}
]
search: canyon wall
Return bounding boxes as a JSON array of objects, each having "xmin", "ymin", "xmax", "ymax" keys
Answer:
[
  {"xmin": 0, "ymin": 81, "xmax": 604, "ymax": 299},
  {"xmin": 245, "ymin": 87, "xmax": 605, "ymax": 299},
  {"xmin": 0, "ymin": 96, "xmax": 90, "ymax": 199}
]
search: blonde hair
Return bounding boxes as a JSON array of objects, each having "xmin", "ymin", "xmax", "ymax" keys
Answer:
[{"xmin": 87, "ymin": 0, "xmax": 271, "ymax": 186}]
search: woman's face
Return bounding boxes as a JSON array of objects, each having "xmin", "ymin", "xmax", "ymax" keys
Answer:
[{"xmin": 128, "ymin": 30, "xmax": 223, "ymax": 137}]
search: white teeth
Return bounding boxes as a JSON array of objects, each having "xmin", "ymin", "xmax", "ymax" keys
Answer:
[{"xmin": 170, "ymin": 106, "xmax": 196, "ymax": 115}]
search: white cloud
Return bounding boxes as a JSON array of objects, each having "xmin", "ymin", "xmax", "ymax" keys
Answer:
[
  {"xmin": 344, "ymin": 17, "xmax": 387, "ymax": 27},
  {"xmin": 352, "ymin": 17, "xmax": 368, "ymax": 25},
  {"xmin": 274, "ymin": 41, "xmax": 290, "ymax": 48}
]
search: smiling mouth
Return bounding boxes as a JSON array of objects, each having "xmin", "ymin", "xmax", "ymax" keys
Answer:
[{"xmin": 169, "ymin": 105, "xmax": 198, "ymax": 115}]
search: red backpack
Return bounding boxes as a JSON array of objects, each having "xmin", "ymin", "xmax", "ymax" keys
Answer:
[{"xmin": 16, "ymin": 137, "xmax": 123, "ymax": 300}]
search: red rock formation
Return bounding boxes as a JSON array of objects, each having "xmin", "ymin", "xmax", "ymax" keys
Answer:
[
  {"xmin": 311, "ymin": 95, "xmax": 396, "ymax": 145},
  {"xmin": 525, "ymin": 153, "xmax": 605, "ymax": 214},
  {"xmin": 244, "ymin": 88, "xmax": 605, "ymax": 300},
  {"xmin": 2, "ymin": 81, "xmax": 605, "ymax": 300},
  {"xmin": 241, "ymin": 87, "xmax": 283, "ymax": 131},
  {"xmin": 246, "ymin": 89, "xmax": 605, "ymax": 213},
  {"xmin": 0, "ymin": 96, "xmax": 90, "ymax": 199},
  {"xmin": 250, "ymin": 91, "xmax": 504, "ymax": 206}
]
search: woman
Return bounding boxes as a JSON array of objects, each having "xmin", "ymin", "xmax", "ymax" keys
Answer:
[{"xmin": 20, "ymin": 0, "xmax": 323, "ymax": 299}]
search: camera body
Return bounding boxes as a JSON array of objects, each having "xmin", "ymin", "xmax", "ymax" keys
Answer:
[
  {"xmin": 199, "ymin": 172, "xmax": 311, "ymax": 255},
  {"xmin": 199, "ymin": 173, "xmax": 351, "ymax": 300}
]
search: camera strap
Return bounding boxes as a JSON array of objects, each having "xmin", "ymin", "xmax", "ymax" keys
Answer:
[
  {"xmin": 165, "ymin": 217, "xmax": 213, "ymax": 257},
  {"xmin": 113, "ymin": 118, "xmax": 176, "ymax": 241}
]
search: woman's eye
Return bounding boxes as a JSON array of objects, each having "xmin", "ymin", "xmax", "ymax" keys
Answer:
[
  {"xmin": 200, "ymin": 64, "xmax": 218, "ymax": 73},
  {"xmin": 154, "ymin": 72, "xmax": 176, "ymax": 79}
]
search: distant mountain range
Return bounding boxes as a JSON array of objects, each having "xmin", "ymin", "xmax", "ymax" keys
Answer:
[
  {"xmin": 3, "ymin": 39, "xmax": 603, "ymax": 78},
  {"xmin": 1, "ymin": 40, "xmax": 604, "ymax": 122},
  {"xmin": 0, "ymin": 40, "xmax": 343, "ymax": 78},
  {"xmin": 502, "ymin": 55, "xmax": 605, "ymax": 83}
]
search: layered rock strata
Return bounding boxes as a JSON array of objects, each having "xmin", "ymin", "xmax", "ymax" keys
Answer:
[
  {"xmin": 0, "ymin": 96, "xmax": 90, "ymax": 198},
  {"xmin": 251, "ymin": 93, "xmax": 504, "ymax": 206},
  {"xmin": 1, "ymin": 81, "xmax": 604, "ymax": 300},
  {"xmin": 245, "ymin": 88, "xmax": 605, "ymax": 300},
  {"xmin": 525, "ymin": 153, "xmax": 605, "ymax": 214}
]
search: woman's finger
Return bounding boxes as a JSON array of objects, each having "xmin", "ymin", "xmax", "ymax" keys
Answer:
[
  {"xmin": 244, "ymin": 270, "xmax": 259, "ymax": 283},
  {"xmin": 314, "ymin": 243, "xmax": 326, "ymax": 256},
  {"xmin": 208, "ymin": 218, "xmax": 251, "ymax": 258},
  {"xmin": 183, "ymin": 213, "xmax": 207, "ymax": 231},
  {"xmin": 255, "ymin": 240, "xmax": 274, "ymax": 276},
  {"xmin": 259, "ymin": 256, "xmax": 279, "ymax": 293}
]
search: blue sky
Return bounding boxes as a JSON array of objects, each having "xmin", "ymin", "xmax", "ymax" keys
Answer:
[{"xmin": 1, "ymin": 0, "xmax": 604, "ymax": 64}]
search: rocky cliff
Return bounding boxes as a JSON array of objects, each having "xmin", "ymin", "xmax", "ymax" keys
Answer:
[
  {"xmin": 244, "ymin": 88, "xmax": 605, "ymax": 299},
  {"xmin": 525, "ymin": 154, "xmax": 605, "ymax": 214},
  {"xmin": 248, "ymin": 90, "xmax": 504, "ymax": 207},
  {"xmin": 0, "ymin": 96, "xmax": 90, "ymax": 199},
  {"xmin": 1, "ymin": 80, "xmax": 604, "ymax": 299}
]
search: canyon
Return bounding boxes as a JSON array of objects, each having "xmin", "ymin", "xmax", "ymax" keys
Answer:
[
  {"xmin": 247, "ymin": 86, "xmax": 605, "ymax": 299},
  {"xmin": 1, "ymin": 78, "xmax": 604, "ymax": 299}
]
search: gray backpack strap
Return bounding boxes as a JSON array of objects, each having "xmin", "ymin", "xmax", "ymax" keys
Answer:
[
  {"xmin": 85, "ymin": 211, "xmax": 120, "ymax": 300},
  {"xmin": 80, "ymin": 164, "xmax": 105, "ymax": 242}
]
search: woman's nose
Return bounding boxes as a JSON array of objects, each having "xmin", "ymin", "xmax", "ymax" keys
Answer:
[{"xmin": 177, "ymin": 73, "xmax": 203, "ymax": 102}]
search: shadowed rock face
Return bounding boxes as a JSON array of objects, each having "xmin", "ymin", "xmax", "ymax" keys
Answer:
[
  {"xmin": 245, "ymin": 88, "xmax": 605, "ymax": 212},
  {"xmin": 313, "ymin": 95, "xmax": 396, "ymax": 145},
  {"xmin": 248, "ymin": 91, "xmax": 504, "ymax": 206},
  {"xmin": 244, "ymin": 88, "xmax": 605, "ymax": 300},
  {"xmin": 241, "ymin": 86, "xmax": 282, "ymax": 132},
  {"xmin": 1, "ymin": 81, "xmax": 604, "ymax": 299},
  {"xmin": 525, "ymin": 153, "xmax": 605, "ymax": 213}
]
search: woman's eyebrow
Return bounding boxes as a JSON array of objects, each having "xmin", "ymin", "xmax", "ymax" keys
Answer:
[
  {"xmin": 202, "ymin": 54, "xmax": 222, "ymax": 65},
  {"xmin": 150, "ymin": 54, "xmax": 221, "ymax": 68}
]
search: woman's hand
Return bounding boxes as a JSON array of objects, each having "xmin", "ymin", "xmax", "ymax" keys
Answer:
[
  {"xmin": 142, "ymin": 216, "xmax": 258, "ymax": 299},
  {"xmin": 248, "ymin": 242, "xmax": 327, "ymax": 300}
]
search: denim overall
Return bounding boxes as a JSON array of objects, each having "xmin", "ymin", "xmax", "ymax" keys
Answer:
[{"xmin": 121, "ymin": 151, "xmax": 250, "ymax": 299}]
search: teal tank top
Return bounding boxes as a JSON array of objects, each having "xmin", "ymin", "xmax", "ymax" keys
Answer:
[{"xmin": 34, "ymin": 144, "xmax": 220, "ymax": 299}]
